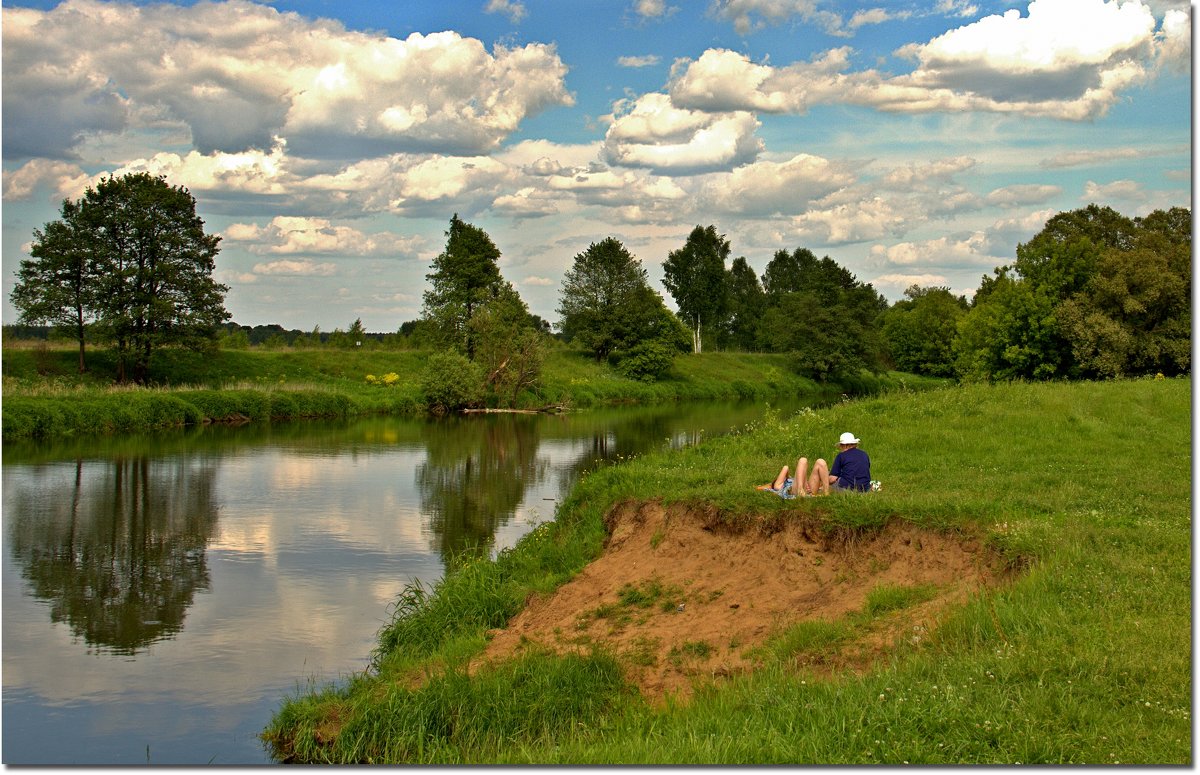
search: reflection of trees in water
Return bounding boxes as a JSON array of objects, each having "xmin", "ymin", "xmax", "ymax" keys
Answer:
[
  {"xmin": 7, "ymin": 457, "xmax": 219, "ymax": 655},
  {"xmin": 417, "ymin": 415, "xmax": 547, "ymax": 566},
  {"xmin": 555, "ymin": 409, "xmax": 684, "ymax": 495}
]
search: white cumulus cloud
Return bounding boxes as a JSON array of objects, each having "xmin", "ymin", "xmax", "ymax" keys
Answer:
[
  {"xmin": 884, "ymin": 0, "xmax": 1158, "ymax": 118},
  {"xmin": 2, "ymin": 0, "xmax": 573, "ymax": 161},
  {"xmin": 485, "ymin": 0, "xmax": 527, "ymax": 23},
  {"xmin": 668, "ymin": 47, "xmax": 853, "ymax": 114},
  {"xmin": 1083, "ymin": 179, "xmax": 1145, "ymax": 202},
  {"xmin": 252, "ymin": 259, "xmax": 338, "ymax": 277},
  {"xmin": 228, "ymin": 216, "xmax": 424, "ymax": 257},
  {"xmin": 984, "ymin": 184, "xmax": 1063, "ymax": 206},
  {"xmin": 669, "ymin": 0, "xmax": 1168, "ymax": 121},
  {"xmin": 702, "ymin": 153, "xmax": 859, "ymax": 216},
  {"xmin": 602, "ymin": 93, "xmax": 762, "ymax": 174}
]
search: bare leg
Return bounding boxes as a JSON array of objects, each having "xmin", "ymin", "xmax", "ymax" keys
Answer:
[
  {"xmin": 809, "ymin": 458, "xmax": 830, "ymax": 495},
  {"xmin": 757, "ymin": 465, "xmax": 789, "ymax": 490},
  {"xmin": 796, "ymin": 457, "xmax": 811, "ymax": 495}
]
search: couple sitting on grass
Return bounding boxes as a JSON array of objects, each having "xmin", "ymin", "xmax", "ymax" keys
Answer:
[{"xmin": 757, "ymin": 432, "xmax": 872, "ymax": 498}]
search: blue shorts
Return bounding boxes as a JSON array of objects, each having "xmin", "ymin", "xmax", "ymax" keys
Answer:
[{"xmin": 771, "ymin": 477, "xmax": 797, "ymax": 499}]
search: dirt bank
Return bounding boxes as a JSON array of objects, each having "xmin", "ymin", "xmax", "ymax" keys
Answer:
[{"xmin": 475, "ymin": 500, "xmax": 1008, "ymax": 704}]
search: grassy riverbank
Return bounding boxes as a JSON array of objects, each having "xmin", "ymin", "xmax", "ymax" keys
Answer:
[
  {"xmin": 262, "ymin": 377, "xmax": 1191, "ymax": 764},
  {"xmin": 1, "ymin": 342, "xmax": 936, "ymax": 441}
]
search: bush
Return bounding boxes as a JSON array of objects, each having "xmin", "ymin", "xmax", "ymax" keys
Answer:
[
  {"xmin": 420, "ymin": 352, "xmax": 484, "ymax": 415},
  {"xmin": 612, "ymin": 340, "xmax": 676, "ymax": 382}
]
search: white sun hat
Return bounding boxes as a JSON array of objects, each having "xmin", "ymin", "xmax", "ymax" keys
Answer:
[{"xmin": 838, "ymin": 432, "xmax": 860, "ymax": 445}]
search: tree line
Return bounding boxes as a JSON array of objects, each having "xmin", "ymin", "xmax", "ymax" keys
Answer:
[{"xmin": 10, "ymin": 172, "xmax": 1191, "ymax": 400}]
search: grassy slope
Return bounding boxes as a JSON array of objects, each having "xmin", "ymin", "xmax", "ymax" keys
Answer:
[
  {"xmin": 1, "ymin": 343, "xmax": 935, "ymax": 440},
  {"xmin": 262, "ymin": 377, "xmax": 1191, "ymax": 764}
]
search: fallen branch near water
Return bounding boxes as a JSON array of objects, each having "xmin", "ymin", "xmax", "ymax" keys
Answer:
[{"xmin": 461, "ymin": 404, "xmax": 567, "ymax": 415}]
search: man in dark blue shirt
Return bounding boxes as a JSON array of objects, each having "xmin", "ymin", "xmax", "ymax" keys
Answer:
[{"xmin": 828, "ymin": 432, "xmax": 871, "ymax": 492}]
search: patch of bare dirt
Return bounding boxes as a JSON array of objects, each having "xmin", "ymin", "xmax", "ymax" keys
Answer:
[{"xmin": 474, "ymin": 500, "xmax": 1008, "ymax": 704}]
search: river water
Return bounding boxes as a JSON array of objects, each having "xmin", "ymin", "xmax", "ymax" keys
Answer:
[{"xmin": 2, "ymin": 401, "xmax": 787, "ymax": 765}]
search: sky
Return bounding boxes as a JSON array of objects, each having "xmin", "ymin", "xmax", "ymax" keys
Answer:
[{"xmin": 1, "ymin": 0, "xmax": 1192, "ymax": 333}]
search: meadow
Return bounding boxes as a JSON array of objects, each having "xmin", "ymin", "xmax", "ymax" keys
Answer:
[
  {"xmin": 0, "ymin": 341, "xmax": 932, "ymax": 440},
  {"xmin": 262, "ymin": 376, "xmax": 1191, "ymax": 764}
]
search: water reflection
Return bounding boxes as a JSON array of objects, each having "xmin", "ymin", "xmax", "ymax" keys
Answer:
[
  {"xmin": 6, "ymin": 457, "xmax": 219, "ymax": 655},
  {"xmin": 417, "ymin": 414, "xmax": 547, "ymax": 565}
]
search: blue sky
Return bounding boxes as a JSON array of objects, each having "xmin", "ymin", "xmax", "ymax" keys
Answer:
[{"xmin": 2, "ymin": 0, "xmax": 1191, "ymax": 332}]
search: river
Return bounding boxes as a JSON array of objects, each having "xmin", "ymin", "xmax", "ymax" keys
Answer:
[{"xmin": 2, "ymin": 400, "xmax": 790, "ymax": 765}]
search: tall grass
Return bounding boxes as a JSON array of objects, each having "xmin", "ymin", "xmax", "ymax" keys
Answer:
[{"xmin": 262, "ymin": 376, "xmax": 1190, "ymax": 764}]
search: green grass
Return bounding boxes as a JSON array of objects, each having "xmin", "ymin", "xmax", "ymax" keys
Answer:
[
  {"xmin": 2, "ymin": 342, "xmax": 934, "ymax": 440},
  {"xmin": 262, "ymin": 376, "xmax": 1191, "ymax": 764},
  {"xmin": 862, "ymin": 582, "xmax": 939, "ymax": 616}
]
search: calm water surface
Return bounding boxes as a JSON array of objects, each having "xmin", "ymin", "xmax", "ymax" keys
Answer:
[{"xmin": 2, "ymin": 401, "xmax": 783, "ymax": 764}]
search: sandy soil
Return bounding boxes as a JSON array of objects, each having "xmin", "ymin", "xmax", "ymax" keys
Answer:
[{"xmin": 474, "ymin": 500, "xmax": 1007, "ymax": 704}]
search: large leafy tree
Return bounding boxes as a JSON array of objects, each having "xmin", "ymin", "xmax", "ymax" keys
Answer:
[
  {"xmin": 880, "ymin": 285, "xmax": 968, "ymax": 377},
  {"xmin": 720, "ymin": 256, "xmax": 766, "ymax": 351},
  {"xmin": 12, "ymin": 173, "xmax": 229, "ymax": 382},
  {"xmin": 1057, "ymin": 212, "xmax": 1191, "ymax": 378},
  {"xmin": 470, "ymin": 284, "xmax": 546, "ymax": 406},
  {"xmin": 11, "ymin": 200, "xmax": 96, "ymax": 372},
  {"xmin": 557, "ymin": 237, "xmax": 682, "ymax": 361},
  {"xmin": 662, "ymin": 225, "xmax": 730, "ymax": 353},
  {"xmin": 955, "ymin": 204, "xmax": 1190, "ymax": 382},
  {"xmin": 954, "ymin": 273, "xmax": 1062, "ymax": 381},
  {"xmin": 756, "ymin": 247, "xmax": 888, "ymax": 379},
  {"xmin": 422, "ymin": 214, "xmax": 506, "ymax": 358}
]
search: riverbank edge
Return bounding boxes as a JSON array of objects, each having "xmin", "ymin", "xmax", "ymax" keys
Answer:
[
  {"xmin": 1, "ymin": 346, "xmax": 942, "ymax": 441},
  {"xmin": 260, "ymin": 376, "xmax": 1191, "ymax": 764}
]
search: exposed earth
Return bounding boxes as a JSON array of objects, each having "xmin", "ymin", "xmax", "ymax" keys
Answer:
[{"xmin": 475, "ymin": 500, "xmax": 1009, "ymax": 704}]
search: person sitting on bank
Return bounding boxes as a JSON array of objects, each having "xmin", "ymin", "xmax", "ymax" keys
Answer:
[
  {"xmin": 758, "ymin": 432, "xmax": 872, "ymax": 497},
  {"xmin": 809, "ymin": 431, "xmax": 872, "ymax": 493}
]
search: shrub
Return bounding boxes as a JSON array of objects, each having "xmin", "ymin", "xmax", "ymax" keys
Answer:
[
  {"xmin": 420, "ymin": 352, "xmax": 484, "ymax": 415},
  {"xmin": 612, "ymin": 340, "xmax": 676, "ymax": 382}
]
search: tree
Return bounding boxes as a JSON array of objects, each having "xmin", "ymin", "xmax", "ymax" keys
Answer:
[
  {"xmin": 470, "ymin": 284, "xmax": 546, "ymax": 406},
  {"xmin": 757, "ymin": 290, "xmax": 884, "ymax": 381},
  {"xmin": 955, "ymin": 205, "xmax": 1191, "ymax": 382},
  {"xmin": 761, "ymin": 246, "xmax": 866, "ymax": 306},
  {"xmin": 755, "ymin": 247, "xmax": 888, "ymax": 378},
  {"xmin": 422, "ymin": 214, "xmax": 505, "ymax": 358},
  {"xmin": 11, "ymin": 199, "xmax": 95, "ymax": 372},
  {"xmin": 12, "ymin": 173, "xmax": 229, "ymax": 383},
  {"xmin": 662, "ymin": 225, "xmax": 730, "ymax": 353},
  {"xmin": 880, "ymin": 285, "xmax": 967, "ymax": 377},
  {"xmin": 557, "ymin": 237, "xmax": 675, "ymax": 360},
  {"xmin": 1057, "ymin": 226, "xmax": 1191, "ymax": 378},
  {"xmin": 721, "ymin": 256, "xmax": 765, "ymax": 351},
  {"xmin": 953, "ymin": 272, "xmax": 1064, "ymax": 381},
  {"xmin": 347, "ymin": 318, "xmax": 367, "ymax": 347},
  {"xmin": 761, "ymin": 247, "xmax": 815, "ymax": 298}
]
